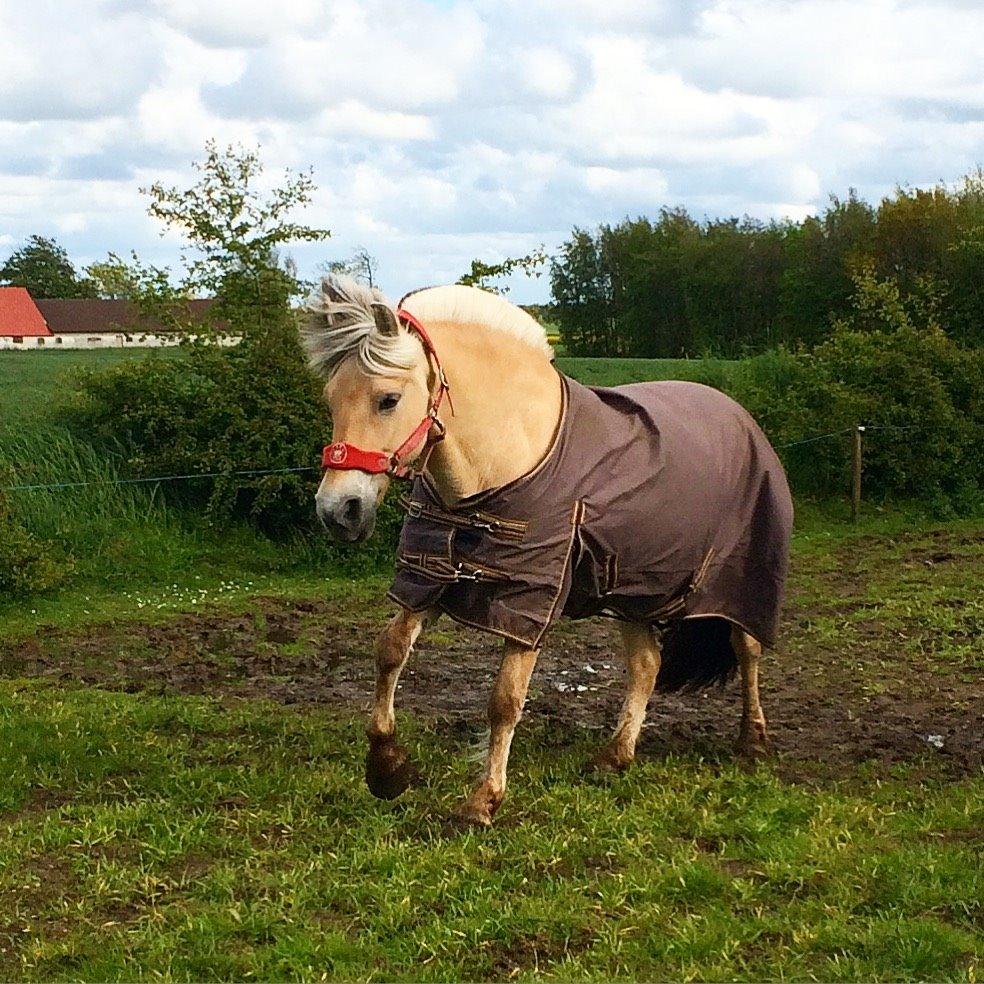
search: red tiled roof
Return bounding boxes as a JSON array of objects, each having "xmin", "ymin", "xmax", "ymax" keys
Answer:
[
  {"xmin": 35, "ymin": 298, "xmax": 217, "ymax": 334},
  {"xmin": 0, "ymin": 286, "xmax": 52, "ymax": 337}
]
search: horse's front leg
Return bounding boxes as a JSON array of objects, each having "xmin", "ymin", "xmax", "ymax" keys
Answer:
[
  {"xmin": 455, "ymin": 640, "xmax": 538, "ymax": 827},
  {"xmin": 365, "ymin": 606, "xmax": 434, "ymax": 800}
]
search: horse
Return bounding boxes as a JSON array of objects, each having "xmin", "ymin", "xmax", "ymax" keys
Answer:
[{"xmin": 301, "ymin": 275, "xmax": 794, "ymax": 827}]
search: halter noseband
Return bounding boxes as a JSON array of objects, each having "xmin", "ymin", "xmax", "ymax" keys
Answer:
[{"xmin": 321, "ymin": 308, "xmax": 452, "ymax": 481}]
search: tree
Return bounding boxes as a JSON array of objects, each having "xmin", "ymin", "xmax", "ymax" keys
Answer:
[
  {"xmin": 69, "ymin": 143, "xmax": 336, "ymax": 532},
  {"xmin": 323, "ymin": 247, "xmax": 378, "ymax": 288},
  {"xmin": 142, "ymin": 141, "xmax": 330, "ymax": 305},
  {"xmin": 550, "ymin": 230, "xmax": 616, "ymax": 355},
  {"xmin": 458, "ymin": 247, "xmax": 548, "ymax": 294},
  {"xmin": 0, "ymin": 235, "xmax": 95, "ymax": 298}
]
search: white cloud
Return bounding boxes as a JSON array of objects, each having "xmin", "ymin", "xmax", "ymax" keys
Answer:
[{"xmin": 1, "ymin": 0, "xmax": 983, "ymax": 301}]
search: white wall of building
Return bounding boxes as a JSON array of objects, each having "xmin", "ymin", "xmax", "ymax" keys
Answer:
[{"xmin": 0, "ymin": 333, "xmax": 240, "ymax": 351}]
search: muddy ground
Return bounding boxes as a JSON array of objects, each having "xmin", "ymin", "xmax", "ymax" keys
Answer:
[{"xmin": 2, "ymin": 528, "xmax": 981, "ymax": 779}]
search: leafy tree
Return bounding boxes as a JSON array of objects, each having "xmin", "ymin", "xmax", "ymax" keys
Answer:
[
  {"xmin": 550, "ymin": 231, "xmax": 616, "ymax": 355},
  {"xmin": 84, "ymin": 254, "xmax": 141, "ymax": 299},
  {"xmin": 324, "ymin": 247, "xmax": 379, "ymax": 288},
  {"xmin": 142, "ymin": 141, "xmax": 329, "ymax": 305},
  {"xmin": 68, "ymin": 144, "xmax": 337, "ymax": 533},
  {"xmin": 458, "ymin": 247, "xmax": 547, "ymax": 294},
  {"xmin": 550, "ymin": 171, "xmax": 984, "ymax": 357},
  {"xmin": 0, "ymin": 235, "xmax": 96, "ymax": 298}
]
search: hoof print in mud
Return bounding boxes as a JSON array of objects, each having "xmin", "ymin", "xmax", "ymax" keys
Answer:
[{"xmin": 365, "ymin": 738, "xmax": 418, "ymax": 800}]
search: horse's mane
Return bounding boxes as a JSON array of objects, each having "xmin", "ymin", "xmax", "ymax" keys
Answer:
[
  {"xmin": 302, "ymin": 276, "xmax": 552, "ymax": 378},
  {"xmin": 400, "ymin": 285, "xmax": 553, "ymax": 360}
]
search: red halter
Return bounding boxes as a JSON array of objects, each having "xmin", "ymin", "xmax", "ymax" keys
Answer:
[{"xmin": 321, "ymin": 308, "xmax": 452, "ymax": 480}]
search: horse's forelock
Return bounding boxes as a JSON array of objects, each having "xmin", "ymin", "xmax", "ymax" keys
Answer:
[{"xmin": 302, "ymin": 273, "xmax": 420, "ymax": 379}]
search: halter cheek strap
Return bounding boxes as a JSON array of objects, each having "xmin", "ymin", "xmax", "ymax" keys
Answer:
[{"xmin": 321, "ymin": 308, "xmax": 451, "ymax": 480}]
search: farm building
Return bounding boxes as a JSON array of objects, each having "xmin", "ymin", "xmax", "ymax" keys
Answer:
[{"xmin": 0, "ymin": 287, "xmax": 219, "ymax": 350}]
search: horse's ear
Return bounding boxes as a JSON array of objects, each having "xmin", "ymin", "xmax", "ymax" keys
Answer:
[
  {"xmin": 371, "ymin": 302, "xmax": 400, "ymax": 337},
  {"xmin": 321, "ymin": 274, "xmax": 349, "ymax": 304}
]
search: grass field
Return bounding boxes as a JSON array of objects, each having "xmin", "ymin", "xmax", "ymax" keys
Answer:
[
  {"xmin": 0, "ymin": 349, "xmax": 180, "ymax": 428},
  {"xmin": 0, "ymin": 517, "xmax": 980, "ymax": 980},
  {"xmin": 0, "ymin": 349, "xmax": 981, "ymax": 981},
  {"xmin": 0, "ymin": 349, "xmax": 736, "ymax": 426},
  {"xmin": 556, "ymin": 356, "xmax": 736, "ymax": 387},
  {"xmin": 0, "ymin": 349, "xmax": 742, "ymax": 611}
]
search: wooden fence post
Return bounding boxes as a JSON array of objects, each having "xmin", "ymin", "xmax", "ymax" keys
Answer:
[{"xmin": 851, "ymin": 425, "xmax": 864, "ymax": 523}]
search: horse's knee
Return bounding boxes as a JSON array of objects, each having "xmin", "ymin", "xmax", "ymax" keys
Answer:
[
  {"xmin": 375, "ymin": 614, "xmax": 415, "ymax": 672},
  {"xmin": 488, "ymin": 686, "xmax": 522, "ymax": 730}
]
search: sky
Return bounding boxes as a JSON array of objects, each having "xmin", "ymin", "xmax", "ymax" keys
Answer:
[{"xmin": 1, "ymin": 0, "xmax": 982, "ymax": 303}]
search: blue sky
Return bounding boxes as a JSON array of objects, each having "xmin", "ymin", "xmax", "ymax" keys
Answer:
[{"xmin": 1, "ymin": 0, "xmax": 982, "ymax": 302}]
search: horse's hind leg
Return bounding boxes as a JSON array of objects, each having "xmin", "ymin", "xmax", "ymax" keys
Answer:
[
  {"xmin": 365, "ymin": 606, "xmax": 434, "ymax": 800},
  {"xmin": 732, "ymin": 625, "xmax": 772, "ymax": 758},
  {"xmin": 591, "ymin": 622, "xmax": 660, "ymax": 772}
]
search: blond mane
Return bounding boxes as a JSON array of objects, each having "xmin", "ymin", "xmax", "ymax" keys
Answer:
[
  {"xmin": 400, "ymin": 285, "xmax": 553, "ymax": 361},
  {"xmin": 301, "ymin": 276, "xmax": 553, "ymax": 379}
]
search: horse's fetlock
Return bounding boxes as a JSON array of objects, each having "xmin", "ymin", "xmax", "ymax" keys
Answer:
[{"xmin": 455, "ymin": 782, "xmax": 503, "ymax": 827}]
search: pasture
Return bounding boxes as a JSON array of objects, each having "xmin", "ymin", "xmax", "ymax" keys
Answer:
[
  {"xmin": 0, "ymin": 349, "xmax": 731, "ymax": 424},
  {"xmin": 0, "ymin": 349, "xmax": 981, "ymax": 981}
]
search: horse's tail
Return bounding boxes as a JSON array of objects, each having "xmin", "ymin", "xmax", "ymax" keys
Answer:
[{"xmin": 655, "ymin": 617, "xmax": 738, "ymax": 692}]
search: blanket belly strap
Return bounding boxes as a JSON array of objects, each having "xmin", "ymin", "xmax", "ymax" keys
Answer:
[
  {"xmin": 396, "ymin": 552, "xmax": 512, "ymax": 584},
  {"xmin": 398, "ymin": 494, "xmax": 528, "ymax": 542}
]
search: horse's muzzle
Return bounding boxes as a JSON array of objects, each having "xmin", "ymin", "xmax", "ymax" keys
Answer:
[{"xmin": 316, "ymin": 494, "xmax": 376, "ymax": 542}]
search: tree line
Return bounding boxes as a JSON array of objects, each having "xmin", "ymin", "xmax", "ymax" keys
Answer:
[{"xmin": 550, "ymin": 171, "xmax": 984, "ymax": 357}]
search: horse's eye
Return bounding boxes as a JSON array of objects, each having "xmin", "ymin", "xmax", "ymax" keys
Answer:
[{"xmin": 378, "ymin": 392, "xmax": 401, "ymax": 413}]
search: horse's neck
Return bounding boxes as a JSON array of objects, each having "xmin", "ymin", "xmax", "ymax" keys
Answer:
[{"xmin": 422, "ymin": 323, "xmax": 563, "ymax": 503}]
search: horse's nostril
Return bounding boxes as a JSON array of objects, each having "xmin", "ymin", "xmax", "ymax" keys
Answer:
[{"xmin": 342, "ymin": 496, "xmax": 362, "ymax": 527}]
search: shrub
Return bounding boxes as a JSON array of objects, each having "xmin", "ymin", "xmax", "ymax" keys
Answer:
[
  {"xmin": 729, "ymin": 270, "xmax": 984, "ymax": 505},
  {"xmin": 62, "ymin": 144, "xmax": 361, "ymax": 539},
  {"xmin": 67, "ymin": 321, "xmax": 321, "ymax": 532},
  {"xmin": 0, "ymin": 477, "xmax": 68, "ymax": 596}
]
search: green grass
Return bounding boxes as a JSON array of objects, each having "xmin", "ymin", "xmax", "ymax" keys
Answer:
[
  {"xmin": 0, "ymin": 681, "xmax": 978, "ymax": 981},
  {"xmin": 0, "ymin": 349, "xmax": 745, "ymax": 615},
  {"xmin": 0, "ymin": 350, "xmax": 367, "ymax": 610},
  {"xmin": 0, "ymin": 346, "xmax": 980, "ymax": 981},
  {"xmin": 0, "ymin": 349, "xmax": 179, "ymax": 427},
  {"xmin": 0, "ymin": 350, "xmax": 736, "ymax": 424},
  {"xmin": 556, "ymin": 356, "xmax": 739, "ymax": 388}
]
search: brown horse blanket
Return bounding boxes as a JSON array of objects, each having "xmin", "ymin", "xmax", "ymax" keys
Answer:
[{"xmin": 389, "ymin": 375, "xmax": 793, "ymax": 683}]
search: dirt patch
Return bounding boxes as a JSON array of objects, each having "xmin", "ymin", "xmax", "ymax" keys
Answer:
[
  {"xmin": 1, "ymin": 530, "xmax": 981, "ymax": 779},
  {"xmin": 5, "ymin": 788, "xmax": 71, "ymax": 822},
  {"xmin": 488, "ymin": 927, "xmax": 595, "ymax": 978},
  {"xmin": 0, "ymin": 854, "xmax": 74, "ymax": 967}
]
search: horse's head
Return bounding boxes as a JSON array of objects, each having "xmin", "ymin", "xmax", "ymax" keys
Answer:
[{"xmin": 302, "ymin": 275, "xmax": 432, "ymax": 542}]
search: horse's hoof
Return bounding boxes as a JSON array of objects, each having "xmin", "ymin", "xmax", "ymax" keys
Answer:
[
  {"xmin": 734, "ymin": 731, "xmax": 774, "ymax": 761},
  {"xmin": 588, "ymin": 746, "xmax": 633, "ymax": 775},
  {"xmin": 453, "ymin": 787, "xmax": 501, "ymax": 828},
  {"xmin": 365, "ymin": 738, "xmax": 417, "ymax": 800}
]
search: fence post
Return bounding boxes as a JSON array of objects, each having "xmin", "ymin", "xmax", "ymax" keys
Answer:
[{"xmin": 851, "ymin": 425, "xmax": 864, "ymax": 523}]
